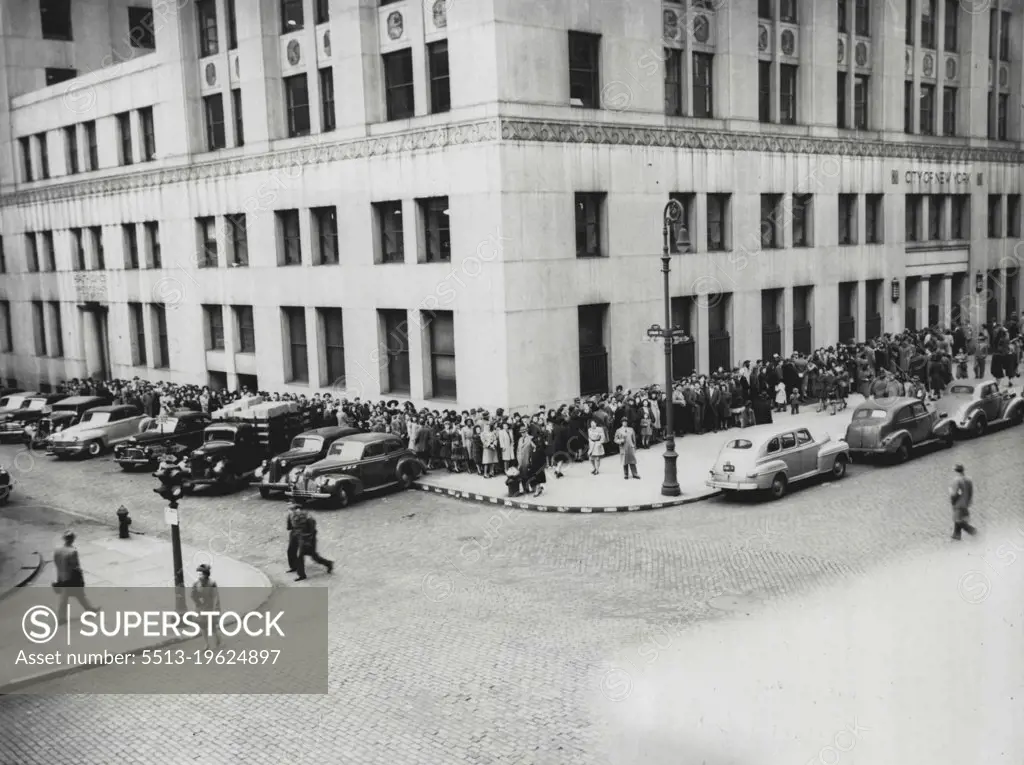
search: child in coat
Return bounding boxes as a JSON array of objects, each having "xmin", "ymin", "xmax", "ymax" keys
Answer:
[
  {"xmin": 774, "ymin": 381, "xmax": 788, "ymax": 412},
  {"xmin": 789, "ymin": 387, "xmax": 800, "ymax": 415}
]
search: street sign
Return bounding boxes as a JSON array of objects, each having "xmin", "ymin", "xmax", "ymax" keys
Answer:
[{"xmin": 164, "ymin": 507, "xmax": 179, "ymax": 526}]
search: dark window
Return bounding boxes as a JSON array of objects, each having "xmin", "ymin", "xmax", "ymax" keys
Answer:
[
  {"xmin": 281, "ymin": 0, "xmax": 304, "ymax": 32},
  {"xmin": 40, "ymin": 0, "xmax": 72, "ymax": 40},
  {"xmin": 128, "ymin": 7, "xmax": 155, "ymax": 49},
  {"xmin": 197, "ymin": 217, "xmax": 217, "ymax": 267},
  {"xmin": 853, "ymin": 74, "xmax": 869, "ymax": 128},
  {"xmin": 18, "ymin": 137, "xmax": 32, "ymax": 182},
  {"xmin": 227, "ymin": 0, "xmax": 238, "ymax": 49},
  {"xmin": 997, "ymin": 93, "xmax": 1008, "ymax": 140},
  {"xmin": 36, "ymin": 134, "xmax": 49, "ymax": 179},
  {"xmin": 906, "ymin": 194, "xmax": 921, "ymax": 241},
  {"xmin": 988, "ymin": 195, "xmax": 1002, "ymax": 238},
  {"xmin": 792, "ymin": 194, "xmax": 812, "ymax": 247},
  {"xmin": 84, "ymin": 121, "xmax": 98, "ymax": 170},
  {"xmin": 568, "ymin": 31, "xmax": 600, "ymax": 108},
  {"xmin": 838, "ymin": 0, "xmax": 848, "ymax": 33},
  {"xmin": 33, "ymin": 301, "xmax": 47, "ymax": 356},
  {"xmin": 139, "ymin": 107, "xmax": 156, "ymax": 160},
  {"xmin": 758, "ymin": 61, "xmax": 772, "ymax": 122},
  {"xmin": 234, "ymin": 305, "xmax": 255, "ymax": 353},
  {"xmin": 999, "ymin": 11, "xmax": 1010, "ymax": 61},
  {"xmin": 951, "ymin": 195, "xmax": 969, "ymax": 239},
  {"xmin": 578, "ymin": 304, "xmax": 609, "ymax": 396},
  {"xmin": 203, "ymin": 94, "xmax": 226, "ymax": 150},
  {"xmin": 921, "ymin": 0, "xmax": 936, "ymax": 48},
  {"xmin": 226, "ymin": 213, "xmax": 248, "ymax": 266},
  {"xmin": 692, "ymin": 53, "xmax": 713, "ymax": 118},
  {"xmin": 779, "ymin": 64, "xmax": 797, "ymax": 124},
  {"xmin": 145, "ymin": 221, "xmax": 161, "ymax": 268},
  {"xmin": 987, "ymin": 91, "xmax": 993, "ymax": 138},
  {"xmin": 90, "ymin": 226, "xmax": 104, "ymax": 269},
  {"xmin": 0, "ymin": 237, "xmax": 5, "ymax": 273},
  {"xmin": 64, "ymin": 125, "xmax": 79, "ymax": 174},
  {"xmin": 319, "ymin": 67, "xmax": 336, "ymax": 132},
  {"xmin": 575, "ymin": 192, "xmax": 604, "ymax": 257},
  {"xmin": 283, "ymin": 307, "xmax": 308, "ymax": 382},
  {"xmin": 71, "ymin": 228, "xmax": 85, "ymax": 270},
  {"xmin": 665, "ymin": 48, "xmax": 683, "ymax": 116},
  {"xmin": 905, "ymin": 0, "xmax": 914, "ymax": 44},
  {"xmin": 383, "ymin": 49, "xmax": 414, "ymax": 120},
  {"xmin": 942, "ymin": 86, "xmax": 957, "ymax": 135},
  {"xmin": 928, "ymin": 195, "xmax": 944, "ymax": 240},
  {"xmin": 42, "ymin": 231, "xmax": 56, "ymax": 271},
  {"xmin": 197, "ymin": 0, "xmax": 219, "ymax": 56},
  {"xmin": 904, "ymin": 81, "xmax": 914, "ymax": 133},
  {"xmin": 1008, "ymin": 195, "xmax": 1020, "ymax": 237},
  {"xmin": 944, "ymin": 0, "xmax": 958, "ymax": 51},
  {"xmin": 318, "ymin": 308, "xmax": 344, "ymax": 385},
  {"xmin": 0, "ymin": 301, "xmax": 11, "ymax": 352},
  {"xmin": 49, "ymin": 302, "xmax": 63, "ymax": 357},
  {"xmin": 420, "ymin": 197, "xmax": 450, "ymax": 262},
  {"xmin": 380, "ymin": 309, "xmax": 411, "ymax": 394},
  {"xmin": 919, "ymin": 83, "xmax": 934, "ymax": 135},
  {"xmin": 426, "ymin": 311, "xmax": 456, "ymax": 399},
  {"xmin": 838, "ymin": 194, "xmax": 857, "ymax": 245},
  {"xmin": 45, "ymin": 68, "xmax": 76, "ymax": 86},
  {"xmin": 278, "ymin": 209, "xmax": 302, "ymax": 265},
  {"xmin": 284, "ymin": 75, "xmax": 310, "ymax": 137},
  {"xmin": 153, "ymin": 305, "xmax": 169, "ymax": 368},
  {"xmin": 129, "ymin": 302, "xmax": 146, "ymax": 365},
  {"xmin": 759, "ymin": 0, "xmax": 772, "ymax": 19},
  {"xmin": 123, "ymin": 224, "xmax": 139, "ymax": 269},
  {"xmin": 865, "ymin": 194, "xmax": 883, "ymax": 244},
  {"xmin": 760, "ymin": 194, "xmax": 782, "ymax": 249},
  {"xmin": 837, "ymin": 71, "xmax": 847, "ymax": 128},
  {"xmin": 315, "ymin": 0, "xmax": 330, "ymax": 24},
  {"xmin": 117, "ymin": 112, "xmax": 133, "ymax": 165},
  {"xmin": 231, "ymin": 89, "xmax": 244, "ymax": 146},
  {"xmin": 204, "ymin": 305, "xmax": 225, "ymax": 350},
  {"xmin": 780, "ymin": 0, "xmax": 797, "ymax": 23},
  {"xmin": 376, "ymin": 201, "xmax": 404, "ymax": 263},
  {"xmin": 313, "ymin": 207, "xmax": 339, "ymax": 265},
  {"xmin": 855, "ymin": 0, "xmax": 869, "ymax": 36},
  {"xmin": 707, "ymin": 193, "xmax": 729, "ymax": 251},
  {"xmin": 26, "ymin": 234, "xmax": 39, "ymax": 272},
  {"xmin": 427, "ymin": 40, "xmax": 450, "ymax": 114}
]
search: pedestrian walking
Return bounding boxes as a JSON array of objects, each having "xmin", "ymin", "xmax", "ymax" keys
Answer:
[
  {"xmin": 614, "ymin": 418, "xmax": 640, "ymax": 479},
  {"xmin": 191, "ymin": 563, "xmax": 222, "ymax": 649},
  {"xmin": 293, "ymin": 508, "xmax": 334, "ymax": 581},
  {"xmin": 52, "ymin": 530, "xmax": 100, "ymax": 619},
  {"xmin": 949, "ymin": 463, "xmax": 977, "ymax": 540},
  {"xmin": 286, "ymin": 504, "xmax": 302, "ymax": 573}
]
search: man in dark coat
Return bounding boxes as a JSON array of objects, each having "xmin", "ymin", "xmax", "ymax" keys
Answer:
[
  {"xmin": 293, "ymin": 507, "xmax": 333, "ymax": 581},
  {"xmin": 949, "ymin": 463, "xmax": 976, "ymax": 540}
]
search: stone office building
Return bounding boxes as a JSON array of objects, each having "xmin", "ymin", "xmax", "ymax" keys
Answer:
[{"xmin": 0, "ymin": 0, "xmax": 1021, "ymax": 410}]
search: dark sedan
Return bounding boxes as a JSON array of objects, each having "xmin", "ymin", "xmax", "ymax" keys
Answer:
[
  {"xmin": 113, "ymin": 411, "xmax": 212, "ymax": 470},
  {"xmin": 255, "ymin": 426, "xmax": 361, "ymax": 498},
  {"xmin": 0, "ymin": 394, "xmax": 66, "ymax": 441}
]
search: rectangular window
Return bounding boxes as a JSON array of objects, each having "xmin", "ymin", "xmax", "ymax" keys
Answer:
[
  {"xmin": 927, "ymin": 195, "xmax": 944, "ymax": 240},
  {"xmin": 1008, "ymin": 194, "xmax": 1020, "ymax": 237},
  {"xmin": 36, "ymin": 134, "xmax": 50, "ymax": 179},
  {"xmin": 45, "ymin": 68, "xmax": 77, "ymax": 86},
  {"xmin": 999, "ymin": 11, "xmax": 1010, "ymax": 61},
  {"xmin": 319, "ymin": 308, "xmax": 345, "ymax": 386},
  {"xmin": 987, "ymin": 91, "xmax": 993, "ymax": 138},
  {"xmin": 26, "ymin": 234, "xmax": 39, "ymax": 272},
  {"xmin": 71, "ymin": 228, "xmax": 85, "ymax": 270},
  {"xmin": 116, "ymin": 112, "xmax": 133, "ymax": 165},
  {"xmin": 865, "ymin": 194, "xmax": 883, "ymax": 244},
  {"xmin": 0, "ymin": 301, "xmax": 11, "ymax": 352},
  {"xmin": 383, "ymin": 50, "xmax": 414, "ymax": 121},
  {"xmin": 942, "ymin": 86, "xmax": 957, "ymax": 135},
  {"xmin": 692, "ymin": 53, "xmax": 713, "ymax": 118},
  {"xmin": 319, "ymin": 67, "xmax": 336, "ymax": 132},
  {"xmin": 420, "ymin": 197, "xmax": 450, "ymax": 262},
  {"xmin": 568, "ymin": 31, "xmax": 601, "ymax": 108},
  {"xmin": 123, "ymin": 224, "xmax": 139, "ymax": 269},
  {"xmin": 997, "ymin": 93, "xmax": 1008, "ymax": 140},
  {"xmin": 707, "ymin": 193, "xmax": 730, "ymax": 252},
  {"xmin": 951, "ymin": 195, "xmax": 969, "ymax": 239},
  {"xmin": 90, "ymin": 226, "xmax": 104, "ymax": 269},
  {"xmin": 380, "ymin": 309, "xmax": 411, "ymax": 394},
  {"xmin": 989, "ymin": 10, "xmax": 997, "ymax": 60},
  {"xmin": 64, "ymin": 125, "xmax": 79, "ymax": 174},
  {"xmin": 758, "ymin": 61, "xmax": 772, "ymax": 122},
  {"xmin": 944, "ymin": 0, "xmax": 958, "ymax": 51},
  {"xmin": 144, "ymin": 221, "xmax": 161, "ymax": 268},
  {"xmin": 40, "ymin": 0, "xmax": 72, "ymax": 40},
  {"xmin": 278, "ymin": 209, "xmax": 302, "ymax": 265},
  {"xmin": 780, "ymin": 0, "xmax": 797, "ymax": 23},
  {"xmin": 233, "ymin": 305, "xmax": 255, "ymax": 353},
  {"xmin": 837, "ymin": 71, "xmax": 847, "ymax": 128},
  {"xmin": 203, "ymin": 94, "xmax": 226, "ymax": 150},
  {"xmin": 281, "ymin": 0, "xmax": 304, "ymax": 32},
  {"xmin": 19, "ymin": 137, "xmax": 32, "ymax": 182},
  {"xmin": 129, "ymin": 302, "xmax": 147, "ymax": 365},
  {"xmin": 665, "ymin": 48, "xmax": 683, "ymax": 116},
  {"xmin": 792, "ymin": 194, "xmax": 812, "ymax": 247},
  {"xmin": 315, "ymin": 0, "xmax": 330, "ymax": 24},
  {"xmin": 760, "ymin": 194, "xmax": 782, "ymax": 249},
  {"xmin": 919, "ymin": 83, "xmax": 935, "ymax": 135},
  {"xmin": 426, "ymin": 311, "xmax": 456, "ymax": 399},
  {"xmin": 313, "ymin": 207, "xmax": 339, "ymax": 265},
  {"xmin": 904, "ymin": 81, "xmax": 914, "ymax": 133},
  {"xmin": 204, "ymin": 305, "xmax": 225, "ymax": 350},
  {"xmin": 838, "ymin": 0, "xmax": 848, "ymax": 33},
  {"xmin": 853, "ymin": 75, "xmax": 869, "ymax": 129},
  {"xmin": 376, "ymin": 201, "xmax": 404, "ymax": 263},
  {"xmin": 906, "ymin": 0, "xmax": 915, "ymax": 44},
  {"xmin": 196, "ymin": 217, "xmax": 217, "ymax": 267},
  {"xmin": 578, "ymin": 304, "xmax": 609, "ymax": 396},
  {"xmin": 988, "ymin": 195, "xmax": 1002, "ymax": 237},
  {"xmin": 575, "ymin": 192, "xmax": 605, "ymax": 257},
  {"xmin": 921, "ymin": 0, "xmax": 936, "ymax": 48},
  {"xmin": 197, "ymin": 0, "xmax": 219, "ymax": 56},
  {"xmin": 230, "ymin": 89, "xmax": 244, "ymax": 146},
  {"xmin": 33, "ymin": 301, "xmax": 47, "ymax": 356},
  {"xmin": 284, "ymin": 74, "xmax": 311, "ymax": 137},
  {"xmin": 128, "ymin": 7, "xmax": 155, "ymax": 49},
  {"xmin": 49, "ymin": 301, "xmax": 64, "ymax": 357},
  {"xmin": 427, "ymin": 40, "xmax": 451, "ymax": 114},
  {"xmin": 42, "ymin": 231, "xmax": 56, "ymax": 271},
  {"xmin": 84, "ymin": 121, "xmax": 98, "ymax": 170},
  {"xmin": 759, "ymin": 0, "xmax": 772, "ymax": 19},
  {"xmin": 283, "ymin": 307, "xmax": 308, "ymax": 382},
  {"xmin": 228, "ymin": 0, "xmax": 238, "ymax": 49},
  {"xmin": 0, "ymin": 236, "xmax": 5, "ymax": 273},
  {"xmin": 139, "ymin": 106, "xmax": 156, "ymax": 160},
  {"xmin": 855, "ymin": 0, "xmax": 869, "ymax": 36},
  {"xmin": 906, "ymin": 194, "xmax": 921, "ymax": 241},
  {"xmin": 226, "ymin": 213, "xmax": 248, "ymax": 266},
  {"xmin": 838, "ymin": 194, "xmax": 857, "ymax": 245},
  {"xmin": 153, "ymin": 304, "xmax": 169, "ymax": 368}
]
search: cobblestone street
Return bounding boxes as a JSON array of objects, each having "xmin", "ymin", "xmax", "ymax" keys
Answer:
[{"xmin": 0, "ymin": 427, "xmax": 1022, "ymax": 764}]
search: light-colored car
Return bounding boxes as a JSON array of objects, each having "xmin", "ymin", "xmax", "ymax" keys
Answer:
[
  {"xmin": 935, "ymin": 379, "xmax": 1024, "ymax": 437},
  {"xmin": 706, "ymin": 427, "xmax": 849, "ymax": 500},
  {"xmin": 48, "ymin": 405, "xmax": 150, "ymax": 458}
]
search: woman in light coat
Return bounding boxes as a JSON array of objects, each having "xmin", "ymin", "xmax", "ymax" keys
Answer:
[
  {"xmin": 614, "ymin": 419, "xmax": 639, "ymax": 479},
  {"xmin": 497, "ymin": 422, "xmax": 514, "ymax": 471},
  {"xmin": 587, "ymin": 419, "xmax": 605, "ymax": 475},
  {"xmin": 480, "ymin": 424, "xmax": 498, "ymax": 478}
]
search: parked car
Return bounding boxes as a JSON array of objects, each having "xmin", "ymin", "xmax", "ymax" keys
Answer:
[
  {"xmin": 286, "ymin": 432, "xmax": 424, "ymax": 508},
  {"xmin": 934, "ymin": 380, "xmax": 1024, "ymax": 437},
  {"xmin": 706, "ymin": 427, "xmax": 849, "ymax": 500},
  {"xmin": 0, "ymin": 464, "xmax": 11, "ymax": 504},
  {"xmin": 255, "ymin": 426, "xmax": 361, "ymax": 498},
  {"xmin": 112, "ymin": 410, "xmax": 212, "ymax": 471},
  {"xmin": 0, "ymin": 392, "xmax": 42, "ymax": 418},
  {"xmin": 0, "ymin": 394, "xmax": 66, "ymax": 441},
  {"xmin": 843, "ymin": 396, "xmax": 954, "ymax": 463},
  {"xmin": 25, "ymin": 395, "xmax": 112, "ymax": 452},
  {"xmin": 48, "ymin": 405, "xmax": 150, "ymax": 458}
]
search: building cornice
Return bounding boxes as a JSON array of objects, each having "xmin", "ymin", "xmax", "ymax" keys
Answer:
[{"xmin": 2, "ymin": 117, "xmax": 1021, "ymax": 208}]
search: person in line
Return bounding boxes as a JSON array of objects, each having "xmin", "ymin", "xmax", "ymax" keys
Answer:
[
  {"xmin": 587, "ymin": 419, "xmax": 605, "ymax": 475},
  {"xmin": 53, "ymin": 530, "xmax": 100, "ymax": 619},
  {"xmin": 949, "ymin": 463, "xmax": 977, "ymax": 540},
  {"xmin": 614, "ymin": 418, "xmax": 639, "ymax": 480}
]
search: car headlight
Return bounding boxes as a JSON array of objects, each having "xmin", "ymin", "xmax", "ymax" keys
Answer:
[
  {"xmin": 261, "ymin": 459, "xmax": 269, "ymax": 469},
  {"xmin": 289, "ymin": 467, "xmax": 301, "ymax": 482},
  {"xmin": 255, "ymin": 466, "xmax": 264, "ymax": 478},
  {"xmin": 213, "ymin": 460, "xmax": 226, "ymax": 474}
]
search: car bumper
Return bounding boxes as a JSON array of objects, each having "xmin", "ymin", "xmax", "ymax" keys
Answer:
[
  {"xmin": 287, "ymin": 488, "xmax": 332, "ymax": 500},
  {"xmin": 115, "ymin": 456, "xmax": 154, "ymax": 466},
  {"xmin": 48, "ymin": 442, "xmax": 89, "ymax": 456},
  {"xmin": 706, "ymin": 477, "xmax": 762, "ymax": 491},
  {"xmin": 0, "ymin": 426, "xmax": 27, "ymax": 438},
  {"xmin": 260, "ymin": 477, "xmax": 290, "ymax": 492}
]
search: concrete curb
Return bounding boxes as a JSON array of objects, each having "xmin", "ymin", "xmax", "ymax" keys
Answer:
[
  {"xmin": 412, "ymin": 481, "xmax": 723, "ymax": 513},
  {"xmin": 0, "ymin": 551, "xmax": 44, "ymax": 604}
]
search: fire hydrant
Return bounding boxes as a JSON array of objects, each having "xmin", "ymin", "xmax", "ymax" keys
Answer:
[{"xmin": 116, "ymin": 505, "xmax": 131, "ymax": 539}]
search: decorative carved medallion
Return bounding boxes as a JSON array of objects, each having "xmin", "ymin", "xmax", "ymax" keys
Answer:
[
  {"xmin": 855, "ymin": 42, "xmax": 867, "ymax": 67},
  {"xmin": 922, "ymin": 53, "xmax": 934, "ymax": 77},
  {"xmin": 664, "ymin": 8, "xmax": 681, "ymax": 42},
  {"xmin": 780, "ymin": 30, "xmax": 795, "ymax": 56},
  {"xmin": 286, "ymin": 39, "xmax": 301, "ymax": 65},
  {"xmin": 838, "ymin": 38, "xmax": 845, "ymax": 64},
  {"xmin": 387, "ymin": 11, "xmax": 404, "ymax": 40},
  {"xmin": 324, "ymin": 30, "xmax": 331, "ymax": 57},
  {"xmin": 432, "ymin": 0, "xmax": 448, "ymax": 29},
  {"xmin": 758, "ymin": 25, "xmax": 769, "ymax": 51},
  {"xmin": 692, "ymin": 14, "xmax": 710, "ymax": 43},
  {"xmin": 945, "ymin": 57, "xmax": 956, "ymax": 80},
  {"xmin": 204, "ymin": 63, "xmax": 216, "ymax": 86}
]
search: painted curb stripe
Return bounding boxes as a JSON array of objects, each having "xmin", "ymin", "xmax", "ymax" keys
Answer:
[{"xmin": 410, "ymin": 482, "xmax": 721, "ymax": 513}]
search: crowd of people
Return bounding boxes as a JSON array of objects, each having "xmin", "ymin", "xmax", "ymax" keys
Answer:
[{"xmin": 53, "ymin": 316, "xmax": 1022, "ymax": 495}]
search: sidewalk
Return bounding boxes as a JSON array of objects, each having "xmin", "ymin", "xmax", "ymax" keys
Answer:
[
  {"xmin": 415, "ymin": 395, "xmax": 864, "ymax": 512},
  {"xmin": 0, "ymin": 514, "xmax": 271, "ymax": 691}
]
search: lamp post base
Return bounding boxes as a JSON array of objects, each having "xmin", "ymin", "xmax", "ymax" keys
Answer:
[{"xmin": 661, "ymin": 441, "xmax": 681, "ymax": 497}]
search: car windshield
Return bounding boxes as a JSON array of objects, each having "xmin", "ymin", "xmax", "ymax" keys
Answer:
[
  {"xmin": 949, "ymin": 385, "xmax": 974, "ymax": 395},
  {"xmin": 27, "ymin": 399, "xmax": 49, "ymax": 410},
  {"xmin": 81, "ymin": 411, "xmax": 112, "ymax": 425},
  {"xmin": 144, "ymin": 418, "xmax": 180, "ymax": 434},
  {"xmin": 725, "ymin": 440, "xmax": 753, "ymax": 449},
  {"xmin": 1, "ymin": 396, "xmax": 29, "ymax": 409},
  {"xmin": 290, "ymin": 436, "xmax": 324, "ymax": 452},
  {"xmin": 204, "ymin": 428, "xmax": 237, "ymax": 443},
  {"xmin": 326, "ymin": 441, "xmax": 365, "ymax": 462},
  {"xmin": 853, "ymin": 409, "xmax": 887, "ymax": 420}
]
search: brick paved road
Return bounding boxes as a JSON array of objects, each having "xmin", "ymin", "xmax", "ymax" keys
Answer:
[{"xmin": 0, "ymin": 428, "xmax": 1021, "ymax": 764}]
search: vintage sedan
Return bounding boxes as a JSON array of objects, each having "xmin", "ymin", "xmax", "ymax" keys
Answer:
[
  {"xmin": 25, "ymin": 395, "xmax": 111, "ymax": 451},
  {"xmin": 843, "ymin": 396, "xmax": 954, "ymax": 463},
  {"xmin": 0, "ymin": 392, "xmax": 42, "ymax": 418},
  {"xmin": 287, "ymin": 432, "xmax": 424, "ymax": 508},
  {"xmin": 255, "ymin": 426, "xmax": 361, "ymax": 498},
  {"xmin": 0, "ymin": 394, "xmax": 66, "ymax": 441},
  {"xmin": 706, "ymin": 427, "xmax": 849, "ymax": 499},
  {"xmin": 113, "ymin": 411, "xmax": 212, "ymax": 470},
  {"xmin": 48, "ymin": 405, "xmax": 150, "ymax": 458},
  {"xmin": 934, "ymin": 379, "xmax": 1024, "ymax": 437}
]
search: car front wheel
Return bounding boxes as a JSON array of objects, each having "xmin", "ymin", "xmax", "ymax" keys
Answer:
[
  {"xmin": 86, "ymin": 440, "xmax": 103, "ymax": 457},
  {"xmin": 769, "ymin": 474, "xmax": 787, "ymax": 500},
  {"xmin": 895, "ymin": 441, "xmax": 911, "ymax": 464},
  {"xmin": 397, "ymin": 465, "xmax": 415, "ymax": 490},
  {"xmin": 970, "ymin": 417, "xmax": 987, "ymax": 438},
  {"xmin": 334, "ymin": 486, "xmax": 350, "ymax": 509},
  {"xmin": 830, "ymin": 456, "xmax": 847, "ymax": 480}
]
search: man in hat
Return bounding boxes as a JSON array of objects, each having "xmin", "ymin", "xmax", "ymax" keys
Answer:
[
  {"xmin": 949, "ymin": 463, "xmax": 976, "ymax": 540},
  {"xmin": 53, "ymin": 530, "xmax": 100, "ymax": 619},
  {"xmin": 191, "ymin": 563, "xmax": 222, "ymax": 648},
  {"xmin": 293, "ymin": 506, "xmax": 333, "ymax": 581}
]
